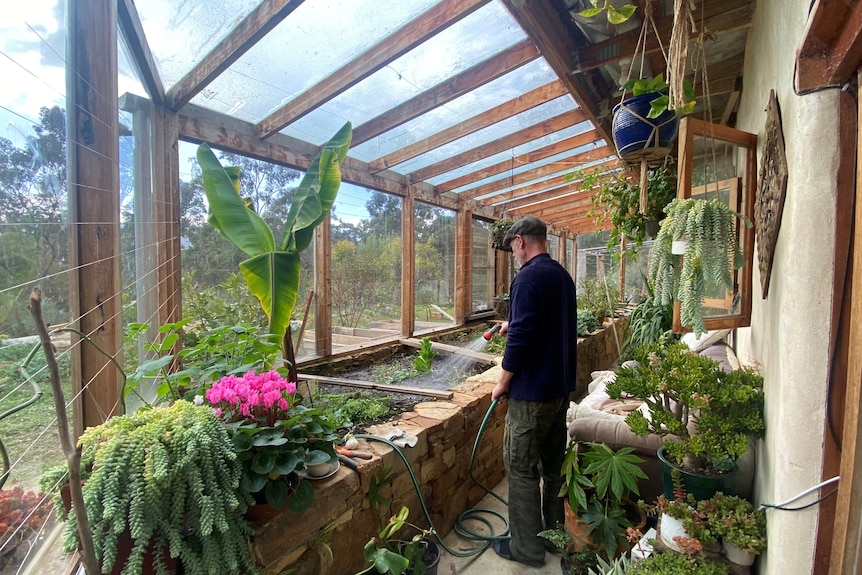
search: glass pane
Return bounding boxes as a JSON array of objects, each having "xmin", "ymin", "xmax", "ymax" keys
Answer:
[
  {"xmin": 1, "ymin": 3, "xmax": 73, "ymax": 572},
  {"xmin": 330, "ymin": 186, "xmax": 403, "ymax": 352},
  {"xmin": 471, "ymin": 219, "xmax": 493, "ymax": 313},
  {"xmin": 414, "ymin": 202, "xmax": 456, "ymax": 333},
  {"xmin": 186, "ymin": 0, "xmax": 441, "ymax": 132},
  {"xmin": 566, "ymin": 237, "xmax": 575, "ymax": 277}
]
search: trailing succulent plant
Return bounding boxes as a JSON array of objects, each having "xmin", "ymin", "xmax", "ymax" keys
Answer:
[
  {"xmin": 62, "ymin": 401, "xmax": 256, "ymax": 575},
  {"xmin": 650, "ymin": 198, "xmax": 751, "ymax": 336}
]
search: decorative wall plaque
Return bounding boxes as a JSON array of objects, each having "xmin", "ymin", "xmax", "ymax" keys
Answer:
[{"xmin": 755, "ymin": 90, "xmax": 788, "ymax": 299}]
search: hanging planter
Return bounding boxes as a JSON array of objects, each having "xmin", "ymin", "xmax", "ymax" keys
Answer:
[
  {"xmin": 489, "ymin": 219, "xmax": 514, "ymax": 251},
  {"xmin": 612, "ymin": 92, "xmax": 679, "ymax": 162}
]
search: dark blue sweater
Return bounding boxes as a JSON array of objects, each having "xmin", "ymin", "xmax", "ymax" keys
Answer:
[{"xmin": 501, "ymin": 253, "xmax": 577, "ymax": 401}]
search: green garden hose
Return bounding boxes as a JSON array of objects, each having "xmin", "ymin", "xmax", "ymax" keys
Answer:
[{"xmin": 356, "ymin": 397, "xmax": 509, "ymax": 558}]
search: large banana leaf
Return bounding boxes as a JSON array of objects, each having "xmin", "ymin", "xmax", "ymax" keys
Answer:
[
  {"xmin": 282, "ymin": 122, "xmax": 352, "ymax": 253},
  {"xmin": 197, "ymin": 121, "xmax": 352, "ymax": 343}
]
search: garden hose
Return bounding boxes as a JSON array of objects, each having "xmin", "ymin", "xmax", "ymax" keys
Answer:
[{"xmin": 355, "ymin": 397, "xmax": 509, "ymax": 559}]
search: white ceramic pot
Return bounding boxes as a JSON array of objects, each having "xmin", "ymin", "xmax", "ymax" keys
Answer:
[
  {"xmin": 659, "ymin": 512, "xmax": 689, "ymax": 553},
  {"xmin": 671, "ymin": 240, "xmax": 688, "ymax": 255},
  {"xmin": 723, "ymin": 539, "xmax": 756, "ymax": 566}
]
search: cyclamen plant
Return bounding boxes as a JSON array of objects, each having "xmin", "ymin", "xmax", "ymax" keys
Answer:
[{"xmin": 205, "ymin": 370, "xmax": 340, "ymax": 511}]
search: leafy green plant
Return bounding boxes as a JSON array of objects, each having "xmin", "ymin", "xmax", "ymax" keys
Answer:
[
  {"xmin": 577, "ymin": 309, "xmax": 598, "ymax": 336},
  {"xmin": 371, "ymin": 360, "xmax": 418, "ymax": 385},
  {"xmin": 197, "ymin": 122, "xmax": 352, "ymax": 381},
  {"xmin": 620, "ymin": 280, "xmax": 675, "ymax": 359},
  {"xmin": 413, "ymin": 337, "xmax": 436, "ymax": 373},
  {"xmin": 588, "ymin": 555, "xmax": 631, "ymax": 575},
  {"xmin": 538, "ymin": 526, "xmax": 601, "ymax": 574},
  {"xmin": 483, "ymin": 332, "xmax": 506, "ymax": 355},
  {"xmin": 626, "ymin": 551, "xmax": 729, "ymax": 574},
  {"xmin": 650, "ymin": 198, "xmax": 752, "ymax": 336},
  {"xmin": 578, "ymin": 0, "xmax": 636, "ymax": 24},
  {"xmin": 59, "ymin": 401, "xmax": 256, "ymax": 575},
  {"xmin": 577, "ymin": 276, "xmax": 620, "ymax": 322},
  {"xmin": 315, "ymin": 391, "xmax": 395, "ymax": 426},
  {"xmin": 606, "ymin": 342, "xmax": 765, "ymax": 473},
  {"xmin": 357, "ymin": 506, "xmax": 437, "ymax": 575},
  {"xmin": 661, "ymin": 493, "xmax": 717, "ymax": 548},
  {"xmin": 561, "ymin": 441, "xmax": 647, "ymax": 558},
  {"xmin": 621, "ymin": 74, "xmax": 696, "ymax": 118},
  {"xmin": 124, "ymin": 321, "xmax": 283, "ymax": 406},
  {"xmin": 698, "ymin": 492, "xmax": 767, "ymax": 556},
  {"xmin": 582, "ymin": 165, "xmax": 677, "ymax": 257}
]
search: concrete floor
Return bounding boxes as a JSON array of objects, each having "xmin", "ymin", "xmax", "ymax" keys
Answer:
[{"xmin": 436, "ymin": 478, "xmax": 562, "ymax": 575}]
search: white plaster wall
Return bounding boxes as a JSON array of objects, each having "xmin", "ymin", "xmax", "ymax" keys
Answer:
[{"xmin": 733, "ymin": 0, "xmax": 841, "ymax": 573}]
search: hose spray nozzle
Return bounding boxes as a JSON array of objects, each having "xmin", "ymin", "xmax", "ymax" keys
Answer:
[{"xmin": 483, "ymin": 323, "xmax": 502, "ymax": 341}]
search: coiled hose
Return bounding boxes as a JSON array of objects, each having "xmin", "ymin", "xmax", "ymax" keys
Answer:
[{"xmin": 355, "ymin": 397, "xmax": 508, "ymax": 558}]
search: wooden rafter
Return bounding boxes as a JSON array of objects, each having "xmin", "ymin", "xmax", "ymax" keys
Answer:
[
  {"xmin": 505, "ymin": 182, "xmax": 601, "ymax": 213},
  {"xmin": 351, "ymin": 39, "xmax": 541, "ymax": 146},
  {"xmin": 368, "ymin": 79, "xmax": 568, "ymax": 173},
  {"xmin": 478, "ymin": 159, "xmax": 621, "ymax": 207},
  {"xmin": 256, "ymin": 0, "xmax": 490, "ymax": 139},
  {"xmin": 407, "ymin": 108, "xmax": 585, "ymax": 183},
  {"xmin": 118, "ymin": 0, "xmax": 165, "ymax": 105},
  {"xmin": 796, "ymin": 0, "xmax": 862, "ymax": 93},
  {"xmin": 501, "ymin": 0, "xmax": 613, "ymax": 145},
  {"xmin": 441, "ymin": 128, "xmax": 602, "ymax": 193},
  {"xmin": 165, "ymin": 0, "xmax": 305, "ymax": 111},
  {"xmin": 454, "ymin": 144, "xmax": 613, "ymax": 202}
]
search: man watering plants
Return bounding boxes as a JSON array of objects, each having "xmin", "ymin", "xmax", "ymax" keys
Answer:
[{"xmin": 491, "ymin": 216, "xmax": 577, "ymax": 567}]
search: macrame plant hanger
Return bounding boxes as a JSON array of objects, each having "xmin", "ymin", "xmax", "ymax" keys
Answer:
[{"xmin": 616, "ymin": 0, "xmax": 670, "ymax": 215}]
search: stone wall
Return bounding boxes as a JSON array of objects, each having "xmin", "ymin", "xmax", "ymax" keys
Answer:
[
  {"xmin": 250, "ymin": 316, "xmax": 629, "ymax": 575},
  {"xmin": 248, "ymin": 370, "xmax": 506, "ymax": 575}
]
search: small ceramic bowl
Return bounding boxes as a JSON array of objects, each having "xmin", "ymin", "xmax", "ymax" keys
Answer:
[{"xmin": 306, "ymin": 461, "xmax": 334, "ymax": 478}]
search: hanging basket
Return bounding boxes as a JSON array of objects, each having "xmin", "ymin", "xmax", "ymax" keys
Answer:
[
  {"xmin": 490, "ymin": 225, "xmax": 513, "ymax": 252},
  {"xmin": 612, "ymin": 93, "xmax": 679, "ymax": 162}
]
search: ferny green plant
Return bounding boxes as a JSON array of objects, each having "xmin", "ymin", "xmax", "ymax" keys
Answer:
[{"xmin": 61, "ymin": 401, "xmax": 256, "ymax": 575}]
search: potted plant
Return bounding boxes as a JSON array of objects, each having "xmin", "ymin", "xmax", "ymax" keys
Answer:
[
  {"xmin": 560, "ymin": 441, "xmax": 648, "ymax": 559},
  {"xmin": 538, "ymin": 526, "xmax": 601, "ymax": 574},
  {"xmin": 583, "ymin": 165, "xmax": 677, "ymax": 257},
  {"xmin": 356, "ymin": 506, "xmax": 440, "ymax": 575},
  {"xmin": 577, "ymin": 309, "xmax": 598, "ymax": 336},
  {"xmin": 489, "ymin": 219, "xmax": 514, "ymax": 251},
  {"xmin": 612, "ymin": 75, "xmax": 695, "ymax": 162},
  {"xmin": 626, "ymin": 551, "xmax": 729, "ymax": 575},
  {"xmin": 55, "ymin": 401, "xmax": 257, "ymax": 575},
  {"xmin": 650, "ymin": 197, "xmax": 753, "ymax": 337},
  {"xmin": 698, "ymin": 492, "xmax": 767, "ymax": 566},
  {"xmin": 606, "ymin": 342, "xmax": 765, "ymax": 500},
  {"xmin": 204, "ymin": 369, "xmax": 340, "ymax": 517},
  {"xmin": 0, "ymin": 484, "xmax": 53, "ymax": 571}
]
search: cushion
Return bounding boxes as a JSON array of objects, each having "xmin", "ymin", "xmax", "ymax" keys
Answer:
[
  {"xmin": 698, "ymin": 342, "xmax": 738, "ymax": 373},
  {"xmin": 681, "ymin": 329, "xmax": 732, "ymax": 353}
]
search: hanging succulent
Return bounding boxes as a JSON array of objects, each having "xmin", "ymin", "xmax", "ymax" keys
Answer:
[{"xmin": 650, "ymin": 198, "xmax": 752, "ymax": 336}]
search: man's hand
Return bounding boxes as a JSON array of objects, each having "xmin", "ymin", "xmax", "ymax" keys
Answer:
[
  {"xmin": 492, "ymin": 368, "xmax": 514, "ymax": 401},
  {"xmin": 499, "ymin": 321, "xmax": 509, "ymax": 337}
]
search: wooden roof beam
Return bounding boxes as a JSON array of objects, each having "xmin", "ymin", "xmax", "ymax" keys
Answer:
[
  {"xmin": 456, "ymin": 143, "xmax": 613, "ymax": 201},
  {"xmin": 500, "ymin": 0, "xmax": 613, "ymax": 145},
  {"xmin": 368, "ymin": 79, "xmax": 568, "ymax": 173},
  {"xmin": 407, "ymin": 108, "xmax": 584, "ymax": 183},
  {"xmin": 166, "ymin": 0, "xmax": 305, "ymax": 111},
  {"xmin": 441, "ymin": 127, "xmax": 602, "ymax": 193},
  {"xmin": 478, "ymin": 159, "xmax": 621, "ymax": 207},
  {"xmin": 118, "ymin": 0, "xmax": 165, "ymax": 105},
  {"xmin": 351, "ymin": 39, "xmax": 540, "ymax": 146},
  {"xmin": 571, "ymin": 0, "xmax": 754, "ymax": 74},
  {"xmin": 255, "ymin": 0, "xmax": 490, "ymax": 139},
  {"xmin": 796, "ymin": 0, "xmax": 862, "ymax": 92}
]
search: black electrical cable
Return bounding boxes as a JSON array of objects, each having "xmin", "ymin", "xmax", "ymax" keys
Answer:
[{"xmin": 761, "ymin": 487, "xmax": 839, "ymax": 512}]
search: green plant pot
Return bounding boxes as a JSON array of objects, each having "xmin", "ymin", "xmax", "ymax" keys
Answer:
[{"xmin": 657, "ymin": 447, "xmax": 739, "ymax": 501}]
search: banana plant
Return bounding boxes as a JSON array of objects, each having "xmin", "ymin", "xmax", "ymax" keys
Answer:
[{"xmin": 196, "ymin": 121, "xmax": 352, "ymax": 379}]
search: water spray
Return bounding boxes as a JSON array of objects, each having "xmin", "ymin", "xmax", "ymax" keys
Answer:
[{"xmin": 483, "ymin": 323, "xmax": 502, "ymax": 341}]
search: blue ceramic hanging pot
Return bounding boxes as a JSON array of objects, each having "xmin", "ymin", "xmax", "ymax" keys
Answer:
[{"xmin": 612, "ymin": 92, "xmax": 679, "ymax": 162}]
